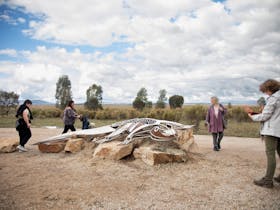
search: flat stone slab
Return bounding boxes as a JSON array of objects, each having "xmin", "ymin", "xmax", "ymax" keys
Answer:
[
  {"xmin": 133, "ymin": 146, "xmax": 187, "ymax": 165},
  {"xmin": 38, "ymin": 141, "xmax": 67, "ymax": 153},
  {"xmin": 93, "ymin": 141, "xmax": 133, "ymax": 160}
]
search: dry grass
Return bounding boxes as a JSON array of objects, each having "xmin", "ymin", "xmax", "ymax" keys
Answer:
[
  {"xmin": 0, "ymin": 115, "xmax": 260, "ymax": 138},
  {"xmin": 1, "ymin": 104, "xmax": 261, "ymax": 137}
]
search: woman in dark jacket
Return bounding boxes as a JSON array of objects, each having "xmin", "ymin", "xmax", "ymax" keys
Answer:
[
  {"xmin": 205, "ymin": 96, "xmax": 227, "ymax": 151},
  {"xmin": 62, "ymin": 100, "xmax": 80, "ymax": 133},
  {"xmin": 16, "ymin": 99, "xmax": 33, "ymax": 152}
]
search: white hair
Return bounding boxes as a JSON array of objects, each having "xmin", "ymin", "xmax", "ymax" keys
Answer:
[{"xmin": 211, "ymin": 96, "xmax": 219, "ymax": 103}]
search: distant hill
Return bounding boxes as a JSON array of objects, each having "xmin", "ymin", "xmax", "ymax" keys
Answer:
[
  {"xmin": 221, "ymin": 100, "xmax": 257, "ymax": 105},
  {"xmin": 33, "ymin": 100, "xmax": 54, "ymax": 105},
  {"xmin": 19, "ymin": 100, "xmax": 53, "ymax": 105}
]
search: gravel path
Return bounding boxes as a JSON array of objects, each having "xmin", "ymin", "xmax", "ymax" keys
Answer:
[{"xmin": 0, "ymin": 128, "xmax": 279, "ymax": 209}]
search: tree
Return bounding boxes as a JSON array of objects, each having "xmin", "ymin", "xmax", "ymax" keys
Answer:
[
  {"xmin": 145, "ymin": 101, "xmax": 153, "ymax": 109},
  {"xmin": 132, "ymin": 98, "xmax": 146, "ymax": 111},
  {"xmin": 133, "ymin": 87, "xmax": 152, "ymax": 111},
  {"xmin": 84, "ymin": 84, "xmax": 103, "ymax": 110},
  {"xmin": 155, "ymin": 89, "xmax": 167, "ymax": 109},
  {"xmin": 169, "ymin": 95, "xmax": 184, "ymax": 109},
  {"xmin": 55, "ymin": 75, "xmax": 72, "ymax": 109},
  {"xmin": 0, "ymin": 90, "xmax": 19, "ymax": 115}
]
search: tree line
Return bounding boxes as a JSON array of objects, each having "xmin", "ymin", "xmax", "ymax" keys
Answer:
[
  {"xmin": 0, "ymin": 74, "xmax": 185, "ymax": 115},
  {"xmin": 55, "ymin": 75, "xmax": 185, "ymax": 110}
]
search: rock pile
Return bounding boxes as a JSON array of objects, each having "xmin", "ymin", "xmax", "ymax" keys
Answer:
[{"xmin": 35, "ymin": 118, "xmax": 198, "ymax": 165}]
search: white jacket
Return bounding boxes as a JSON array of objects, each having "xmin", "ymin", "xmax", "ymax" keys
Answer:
[{"xmin": 251, "ymin": 90, "xmax": 280, "ymax": 138}]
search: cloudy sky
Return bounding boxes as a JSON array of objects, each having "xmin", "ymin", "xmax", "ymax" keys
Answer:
[{"xmin": 0, "ymin": 0, "xmax": 279, "ymax": 104}]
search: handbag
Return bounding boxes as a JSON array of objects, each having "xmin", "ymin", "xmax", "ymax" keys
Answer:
[
  {"xmin": 222, "ymin": 115, "xmax": 227, "ymax": 129},
  {"xmin": 15, "ymin": 119, "xmax": 24, "ymax": 131},
  {"xmin": 15, "ymin": 119, "xmax": 20, "ymax": 131}
]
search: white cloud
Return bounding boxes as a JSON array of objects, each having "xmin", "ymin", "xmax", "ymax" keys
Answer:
[
  {"xmin": 0, "ymin": 49, "xmax": 17, "ymax": 57},
  {"xmin": 0, "ymin": 13, "xmax": 26, "ymax": 25},
  {"xmin": 0, "ymin": 0, "xmax": 279, "ymax": 103},
  {"xmin": 17, "ymin": 17, "xmax": 25, "ymax": 23}
]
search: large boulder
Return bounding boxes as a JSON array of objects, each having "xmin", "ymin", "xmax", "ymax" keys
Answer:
[
  {"xmin": 64, "ymin": 138, "xmax": 84, "ymax": 153},
  {"xmin": 0, "ymin": 138, "xmax": 19, "ymax": 153},
  {"xmin": 93, "ymin": 141, "xmax": 133, "ymax": 160},
  {"xmin": 175, "ymin": 129, "xmax": 199, "ymax": 153},
  {"xmin": 175, "ymin": 129, "xmax": 193, "ymax": 145},
  {"xmin": 133, "ymin": 146, "xmax": 187, "ymax": 165}
]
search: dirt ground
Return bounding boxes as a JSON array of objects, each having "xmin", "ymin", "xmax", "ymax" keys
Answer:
[{"xmin": 0, "ymin": 127, "xmax": 280, "ymax": 210}]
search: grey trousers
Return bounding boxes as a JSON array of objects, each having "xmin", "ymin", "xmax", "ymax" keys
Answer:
[{"xmin": 212, "ymin": 132, "xmax": 223, "ymax": 149}]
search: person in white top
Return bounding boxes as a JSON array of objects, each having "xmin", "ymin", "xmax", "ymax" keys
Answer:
[{"xmin": 249, "ymin": 79, "xmax": 280, "ymax": 188}]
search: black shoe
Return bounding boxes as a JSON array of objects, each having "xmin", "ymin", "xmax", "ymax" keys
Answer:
[
  {"xmin": 217, "ymin": 144, "xmax": 221, "ymax": 150},
  {"xmin": 253, "ymin": 177, "xmax": 273, "ymax": 188},
  {"xmin": 274, "ymin": 176, "xmax": 280, "ymax": 183},
  {"xmin": 213, "ymin": 147, "xmax": 219, "ymax": 151}
]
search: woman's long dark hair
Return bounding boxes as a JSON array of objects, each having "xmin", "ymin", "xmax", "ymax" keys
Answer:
[
  {"xmin": 67, "ymin": 100, "xmax": 76, "ymax": 111},
  {"xmin": 24, "ymin": 99, "xmax": 32, "ymax": 105},
  {"xmin": 16, "ymin": 99, "xmax": 33, "ymax": 119}
]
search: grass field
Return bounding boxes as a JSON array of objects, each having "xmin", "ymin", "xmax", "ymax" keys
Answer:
[{"xmin": 0, "ymin": 116, "xmax": 261, "ymax": 138}]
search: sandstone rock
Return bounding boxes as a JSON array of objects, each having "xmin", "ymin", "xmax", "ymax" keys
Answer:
[
  {"xmin": 188, "ymin": 141, "xmax": 199, "ymax": 153},
  {"xmin": 38, "ymin": 141, "xmax": 67, "ymax": 153},
  {"xmin": 178, "ymin": 136, "xmax": 194, "ymax": 152},
  {"xmin": 175, "ymin": 129, "xmax": 193, "ymax": 145},
  {"xmin": 175, "ymin": 129, "xmax": 199, "ymax": 153},
  {"xmin": 0, "ymin": 138, "xmax": 19, "ymax": 153},
  {"xmin": 93, "ymin": 141, "xmax": 133, "ymax": 160},
  {"xmin": 133, "ymin": 146, "xmax": 187, "ymax": 165},
  {"xmin": 64, "ymin": 138, "xmax": 84, "ymax": 153}
]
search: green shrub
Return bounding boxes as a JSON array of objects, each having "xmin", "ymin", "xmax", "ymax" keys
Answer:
[
  {"xmin": 181, "ymin": 105, "xmax": 207, "ymax": 131},
  {"xmin": 228, "ymin": 106, "xmax": 251, "ymax": 122}
]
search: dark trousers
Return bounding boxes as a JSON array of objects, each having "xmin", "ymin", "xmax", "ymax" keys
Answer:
[
  {"xmin": 264, "ymin": 135, "xmax": 280, "ymax": 180},
  {"xmin": 18, "ymin": 126, "xmax": 32, "ymax": 147},
  {"xmin": 212, "ymin": 132, "xmax": 223, "ymax": 149},
  {"xmin": 62, "ymin": 125, "xmax": 76, "ymax": 134}
]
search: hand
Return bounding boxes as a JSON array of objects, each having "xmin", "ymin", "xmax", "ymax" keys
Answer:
[
  {"xmin": 244, "ymin": 106, "xmax": 253, "ymax": 114},
  {"xmin": 27, "ymin": 123, "xmax": 31, "ymax": 128}
]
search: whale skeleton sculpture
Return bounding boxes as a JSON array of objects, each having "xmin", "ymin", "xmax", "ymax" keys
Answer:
[
  {"xmin": 94, "ymin": 118, "xmax": 193, "ymax": 145},
  {"xmin": 34, "ymin": 118, "xmax": 193, "ymax": 146}
]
